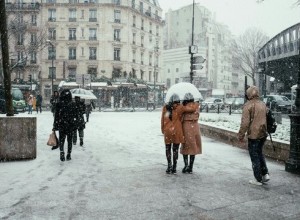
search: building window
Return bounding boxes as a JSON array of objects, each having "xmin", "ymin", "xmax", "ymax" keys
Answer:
[
  {"xmin": 30, "ymin": 51, "xmax": 37, "ymax": 64},
  {"xmin": 141, "ymin": 19, "xmax": 144, "ymax": 30},
  {"xmin": 89, "ymin": 47, "xmax": 97, "ymax": 60},
  {"xmin": 89, "ymin": 28, "xmax": 97, "ymax": 40},
  {"xmin": 132, "ymin": 33, "xmax": 136, "ymax": 44},
  {"xmin": 69, "ymin": 28, "xmax": 76, "ymax": 40},
  {"xmin": 48, "ymin": 46, "xmax": 56, "ymax": 60},
  {"xmin": 88, "ymin": 67, "xmax": 97, "ymax": 80},
  {"xmin": 132, "ymin": 50, "xmax": 136, "ymax": 63},
  {"xmin": 69, "ymin": 47, "xmax": 76, "ymax": 60},
  {"xmin": 132, "ymin": 15, "xmax": 136, "ymax": 27},
  {"xmin": 69, "ymin": 0, "xmax": 78, "ymax": 3},
  {"xmin": 48, "ymin": 9, "xmax": 56, "ymax": 21},
  {"xmin": 149, "ymin": 54, "xmax": 152, "ymax": 66},
  {"xmin": 131, "ymin": 0, "xmax": 135, "ymax": 8},
  {"xmin": 114, "ymin": 10, "xmax": 121, "ymax": 23},
  {"xmin": 114, "ymin": 48, "xmax": 120, "ymax": 61},
  {"xmin": 49, "ymin": 67, "xmax": 56, "ymax": 79},
  {"xmin": 17, "ymin": 33, "xmax": 24, "ymax": 45},
  {"xmin": 69, "ymin": 9, "xmax": 77, "ymax": 22},
  {"xmin": 141, "ymin": 52, "xmax": 144, "ymax": 65},
  {"xmin": 31, "ymin": 14, "xmax": 37, "ymax": 26},
  {"xmin": 68, "ymin": 68, "xmax": 76, "ymax": 79},
  {"xmin": 31, "ymin": 33, "xmax": 37, "ymax": 45},
  {"xmin": 139, "ymin": 1, "xmax": 143, "ymax": 13},
  {"xmin": 156, "ymin": 25, "xmax": 159, "ymax": 36},
  {"xmin": 48, "ymin": 28, "xmax": 56, "ymax": 40},
  {"xmin": 114, "ymin": 29, "xmax": 120, "ymax": 41},
  {"xmin": 149, "ymin": 22, "xmax": 152, "ymax": 33},
  {"xmin": 140, "ymin": 70, "xmax": 144, "ymax": 80},
  {"xmin": 89, "ymin": 9, "xmax": 97, "ymax": 22},
  {"xmin": 141, "ymin": 35, "xmax": 144, "ymax": 47},
  {"xmin": 113, "ymin": 0, "xmax": 120, "ymax": 5},
  {"xmin": 149, "ymin": 71, "xmax": 152, "ymax": 81}
]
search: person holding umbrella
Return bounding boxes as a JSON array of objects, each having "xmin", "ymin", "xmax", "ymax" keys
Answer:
[
  {"xmin": 161, "ymin": 93, "xmax": 198, "ymax": 174},
  {"xmin": 180, "ymin": 93, "xmax": 202, "ymax": 174}
]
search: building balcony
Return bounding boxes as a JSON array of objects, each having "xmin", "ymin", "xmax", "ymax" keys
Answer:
[
  {"xmin": 89, "ymin": 18, "xmax": 97, "ymax": 22},
  {"xmin": 69, "ymin": 18, "xmax": 77, "ymax": 22},
  {"xmin": 6, "ymin": 2, "xmax": 41, "ymax": 12}
]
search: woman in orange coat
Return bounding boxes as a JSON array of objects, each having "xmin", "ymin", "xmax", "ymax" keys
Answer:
[
  {"xmin": 180, "ymin": 93, "xmax": 202, "ymax": 174},
  {"xmin": 161, "ymin": 94, "xmax": 198, "ymax": 174}
]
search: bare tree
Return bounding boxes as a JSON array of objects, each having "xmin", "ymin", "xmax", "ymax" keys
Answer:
[
  {"xmin": 232, "ymin": 28, "xmax": 269, "ymax": 86},
  {"xmin": 257, "ymin": 0, "xmax": 300, "ymax": 6}
]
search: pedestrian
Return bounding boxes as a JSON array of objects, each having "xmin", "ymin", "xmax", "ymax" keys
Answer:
[
  {"xmin": 180, "ymin": 93, "xmax": 202, "ymax": 174},
  {"xmin": 27, "ymin": 95, "xmax": 33, "ymax": 114},
  {"xmin": 238, "ymin": 85, "xmax": 270, "ymax": 186},
  {"xmin": 161, "ymin": 94, "xmax": 198, "ymax": 174},
  {"xmin": 36, "ymin": 93, "xmax": 43, "ymax": 113},
  {"xmin": 73, "ymin": 96, "xmax": 86, "ymax": 146},
  {"xmin": 85, "ymin": 100, "xmax": 95, "ymax": 122},
  {"xmin": 50, "ymin": 90, "xmax": 59, "ymax": 116},
  {"xmin": 53, "ymin": 89, "xmax": 79, "ymax": 161}
]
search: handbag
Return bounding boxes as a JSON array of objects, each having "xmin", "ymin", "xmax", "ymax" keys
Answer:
[{"xmin": 47, "ymin": 131, "xmax": 57, "ymax": 146}]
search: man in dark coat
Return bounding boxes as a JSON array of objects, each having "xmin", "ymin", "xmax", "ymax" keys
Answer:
[
  {"xmin": 53, "ymin": 89, "xmax": 79, "ymax": 161},
  {"xmin": 36, "ymin": 93, "xmax": 43, "ymax": 113},
  {"xmin": 73, "ymin": 96, "xmax": 86, "ymax": 146}
]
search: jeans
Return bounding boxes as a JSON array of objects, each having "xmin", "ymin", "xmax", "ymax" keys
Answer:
[{"xmin": 248, "ymin": 137, "xmax": 269, "ymax": 182}]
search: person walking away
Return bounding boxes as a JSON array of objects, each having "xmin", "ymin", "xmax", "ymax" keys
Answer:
[
  {"xmin": 27, "ymin": 95, "xmax": 33, "ymax": 114},
  {"xmin": 50, "ymin": 91, "xmax": 59, "ymax": 116},
  {"xmin": 85, "ymin": 100, "xmax": 95, "ymax": 122},
  {"xmin": 238, "ymin": 85, "xmax": 270, "ymax": 186},
  {"xmin": 53, "ymin": 89, "xmax": 79, "ymax": 161},
  {"xmin": 161, "ymin": 94, "xmax": 198, "ymax": 174},
  {"xmin": 36, "ymin": 93, "xmax": 43, "ymax": 113},
  {"xmin": 180, "ymin": 93, "xmax": 202, "ymax": 174},
  {"xmin": 73, "ymin": 96, "xmax": 86, "ymax": 146}
]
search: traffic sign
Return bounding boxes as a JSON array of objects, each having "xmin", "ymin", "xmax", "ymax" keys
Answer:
[{"xmin": 193, "ymin": 56, "xmax": 206, "ymax": 64}]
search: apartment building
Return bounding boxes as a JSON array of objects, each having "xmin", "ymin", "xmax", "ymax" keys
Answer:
[{"xmin": 5, "ymin": 0, "xmax": 163, "ymax": 101}]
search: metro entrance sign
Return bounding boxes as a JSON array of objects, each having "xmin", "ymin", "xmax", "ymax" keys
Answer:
[{"xmin": 76, "ymin": 74, "xmax": 91, "ymax": 86}]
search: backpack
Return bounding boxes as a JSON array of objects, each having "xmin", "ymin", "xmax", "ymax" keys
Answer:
[{"xmin": 266, "ymin": 109, "xmax": 277, "ymax": 134}]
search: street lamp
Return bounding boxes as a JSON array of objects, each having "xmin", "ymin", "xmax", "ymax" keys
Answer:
[
  {"xmin": 153, "ymin": 45, "xmax": 159, "ymax": 110},
  {"xmin": 285, "ymin": 38, "xmax": 300, "ymax": 174},
  {"xmin": 46, "ymin": 40, "xmax": 54, "ymax": 93}
]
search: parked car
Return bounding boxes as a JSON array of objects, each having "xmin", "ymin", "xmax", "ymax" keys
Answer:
[
  {"xmin": 224, "ymin": 97, "xmax": 236, "ymax": 106},
  {"xmin": 231, "ymin": 97, "xmax": 245, "ymax": 110},
  {"xmin": 202, "ymin": 97, "xmax": 224, "ymax": 110},
  {"xmin": 0, "ymin": 87, "xmax": 26, "ymax": 114},
  {"xmin": 264, "ymin": 95, "xmax": 292, "ymax": 113}
]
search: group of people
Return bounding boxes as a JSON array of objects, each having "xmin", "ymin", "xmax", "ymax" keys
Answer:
[
  {"xmin": 27, "ymin": 93, "xmax": 43, "ymax": 114},
  {"xmin": 161, "ymin": 93, "xmax": 202, "ymax": 175},
  {"xmin": 161, "ymin": 85, "xmax": 270, "ymax": 187},
  {"xmin": 50, "ymin": 89, "xmax": 95, "ymax": 161}
]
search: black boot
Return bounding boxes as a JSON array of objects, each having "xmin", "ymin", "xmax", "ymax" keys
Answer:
[
  {"xmin": 60, "ymin": 152, "xmax": 65, "ymax": 161},
  {"xmin": 51, "ymin": 146, "xmax": 58, "ymax": 150},
  {"xmin": 187, "ymin": 155, "xmax": 195, "ymax": 174},
  {"xmin": 172, "ymin": 162, "xmax": 177, "ymax": 174},
  {"xmin": 80, "ymin": 138, "xmax": 83, "ymax": 146},
  {"xmin": 182, "ymin": 155, "xmax": 189, "ymax": 173},
  {"xmin": 66, "ymin": 153, "xmax": 71, "ymax": 161},
  {"xmin": 166, "ymin": 163, "xmax": 172, "ymax": 174}
]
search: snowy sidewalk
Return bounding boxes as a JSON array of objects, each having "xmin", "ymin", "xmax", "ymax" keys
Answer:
[{"xmin": 0, "ymin": 111, "xmax": 299, "ymax": 220}]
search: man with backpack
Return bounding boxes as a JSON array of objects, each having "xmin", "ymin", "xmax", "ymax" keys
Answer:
[{"xmin": 238, "ymin": 86, "xmax": 270, "ymax": 186}]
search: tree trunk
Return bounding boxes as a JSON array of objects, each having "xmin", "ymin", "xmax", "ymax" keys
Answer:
[{"xmin": 0, "ymin": 0, "xmax": 14, "ymax": 116}]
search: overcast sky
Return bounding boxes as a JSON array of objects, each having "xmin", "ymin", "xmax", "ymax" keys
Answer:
[{"xmin": 159, "ymin": 0, "xmax": 300, "ymax": 37}]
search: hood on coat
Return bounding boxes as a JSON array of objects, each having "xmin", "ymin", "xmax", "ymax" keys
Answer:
[{"xmin": 246, "ymin": 86, "xmax": 260, "ymax": 100}]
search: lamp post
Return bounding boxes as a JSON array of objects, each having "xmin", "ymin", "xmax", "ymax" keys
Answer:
[
  {"xmin": 47, "ymin": 40, "xmax": 54, "ymax": 94},
  {"xmin": 189, "ymin": 0, "xmax": 195, "ymax": 83},
  {"xmin": 285, "ymin": 38, "xmax": 300, "ymax": 174}
]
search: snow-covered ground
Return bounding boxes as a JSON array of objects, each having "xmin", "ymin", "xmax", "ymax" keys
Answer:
[{"xmin": 199, "ymin": 112, "xmax": 290, "ymax": 143}]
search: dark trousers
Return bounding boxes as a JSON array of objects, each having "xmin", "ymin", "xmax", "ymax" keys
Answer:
[
  {"xmin": 73, "ymin": 129, "xmax": 84, "ymax": 144},
  {"xmin": 59, "ymin": 131, "xmax": 73, "ymax": 154},
  {"xmin": 36, "ymin": 105, "xmax": 42, "ymax": 113},
  {"xmin": 165, "ymin": 143, "xmax": 179, "ymax": 165},
  {"xmin": 248, "ymin": 137, "xmax": 269, "ymax": 182}
]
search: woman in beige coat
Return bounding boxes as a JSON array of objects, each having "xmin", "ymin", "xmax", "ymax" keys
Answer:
[
  {"xmin": 180, "ymin": 93, "xmax": 202, "ymax": 174},
  {"xmin": 161, "ymin": 94, "xmax": 198, "ymax": 174}
]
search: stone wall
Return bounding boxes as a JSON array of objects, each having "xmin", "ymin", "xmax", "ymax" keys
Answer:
[
  {"xmin": 0, "ymin": 117, "xmax": 36, "ymax": 161},
  {"xmin": 200, "ymin": 123, "xmax": 290, "ymax": 162}
]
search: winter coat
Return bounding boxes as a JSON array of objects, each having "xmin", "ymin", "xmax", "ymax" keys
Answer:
[
  {"xmin": 161, "ymin": 103, "xmax": 198, "ymax": 145},
  {"xmin": 180, "ymin": 102, "xmax": 202, "ymax": 155},
  {"xmin": 36, "ymin": 95, "xmax": 43, "ymax": 106},
  {"xmin": 75, "ymin": 100, "xmax": 86, "ymax": 130},
  {"xmin": 50, "ymin": 95, "xmax": 59, "ymax": 113},
  {"xmin": 53, "ymin": 101, "xmax": 79, "ymax": 133},
  {"xmin": 238, "ymin": 86, "xmax": 268, "ymax": 140}
]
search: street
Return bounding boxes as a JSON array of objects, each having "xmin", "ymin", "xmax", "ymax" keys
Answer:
[{"xmin": 0, "ymin": 111, "xmax": 299, "ymax": 220}]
